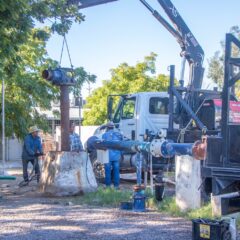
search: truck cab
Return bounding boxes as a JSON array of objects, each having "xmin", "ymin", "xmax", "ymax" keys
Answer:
[{"xmin": 111, "ymin": 92, "xmax": 169, "ymax": 141}]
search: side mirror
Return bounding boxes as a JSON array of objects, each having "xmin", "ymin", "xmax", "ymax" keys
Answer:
[{"xmin": 107, "ymin": 96, "xmax": 113, "ymax": 120}]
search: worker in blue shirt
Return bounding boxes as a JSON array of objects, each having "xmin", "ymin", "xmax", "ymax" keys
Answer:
[
  {"xmin": 69, "ymin": 123, "xmax": 84, "ymax": 152},
  {"xmin": 22, "ymin": 126, "xmax": 43, "ymax": 184},
  {"xmin": 102, "ymin": 122, "xmax": 123, "ymax": 189}
]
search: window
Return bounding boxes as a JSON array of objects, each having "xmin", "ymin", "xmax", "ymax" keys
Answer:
[
  {"xmin": 121, "ymin": 98, "xmax": 136, "ymax": 119},
  {"xmin": 149, "ymin": 97, "xmax": 168, "ymax": 114}
]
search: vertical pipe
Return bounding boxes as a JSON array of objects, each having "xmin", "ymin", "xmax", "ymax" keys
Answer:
[
  {"xmin": 6, "ymin": 137, "xmax": 9, "ymax": 162},
  {"xmin": 168, "ymin": 65, "xmax": 175, "ymax": 132},
  {"xmin": 60, "ymin": 85, "xmax": 70, "ymax": 151},
  {"xmin": 136, "ymin": 153, "xmax": 142, "ymax": 185},
  {"xmin": 52, "ymin": 119, "xmax": 55, "ymax": 137},
  {"xmin": 2, "ymin": 78, "xmax": 5, "ymax": 173},
  {"xmin": 150, "ymin": 154, "xmax": 153, "ymax": 194},
  {"xmin": 221, "ymin": 34, "xmax": 231, "ymax": 167},
  {"xmin": 79, "ymin": 90, "xmax": 82, "ymax": 139}
]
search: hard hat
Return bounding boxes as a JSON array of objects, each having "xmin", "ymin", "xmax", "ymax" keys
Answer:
[
  {"xmin": 106, "ymin": 121, "xmax": 115, "ymax": 128},
  {"xmin": 28, "ymin": 126, "xmax": 41, "ymax": 133}
]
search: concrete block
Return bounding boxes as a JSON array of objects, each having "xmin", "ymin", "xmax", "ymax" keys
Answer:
[
  {"xmin": 40, "ymin": 151, "xmax": 97, "ymax": 196},
  {"xmin": 176, "ymin": 155, "xmax": 206, "ymax": 211}
]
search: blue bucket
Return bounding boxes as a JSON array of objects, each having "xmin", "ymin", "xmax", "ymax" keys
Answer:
[{"xmin": 133, "ymin": 194, "xmax": 146, "ymax": 212}]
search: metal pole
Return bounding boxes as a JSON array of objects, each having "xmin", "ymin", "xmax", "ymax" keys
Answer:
[
  {"xmin": 2, "ymin": 78, "xmax": 5, "ymax": 174},
  {"xmin": 60, "ymin": 85, "xmax": 70, "ymax": 151},
  {"xmin": 150, "ymin": 154, "xmax": 153, "ymax": 194},
  {"xmin": 221, "ymin": 34, "xmax": 231, "ymax": 167},
  {"xmin": 79, "ymin": 89, "xmax": 82, "ymax": 139},
  {"xmin": 168, "ymin": 65, "xmax": 175, "ymax": 132}
]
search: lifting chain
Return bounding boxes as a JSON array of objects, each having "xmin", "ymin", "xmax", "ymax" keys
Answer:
[{"xmin": 59, "ymin": 34, "xmax": 74, "ymax": 69}]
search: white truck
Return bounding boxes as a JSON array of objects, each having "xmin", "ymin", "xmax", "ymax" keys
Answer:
[
  {"xmin": 90, "ymin": 91, "xmax": 175, "ymax": 179},
  {"xmin": 109, "ymin": 92, "xmax": 170, "ymax": 141}
]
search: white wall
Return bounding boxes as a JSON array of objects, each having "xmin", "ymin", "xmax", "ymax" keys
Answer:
[
  {"xmin": 56, "ymin": 125, "xmax": 99, "ymax": 149},
  {"xmin": 8, "ymin": 138, "xmax": 23, "ymax": 161}
]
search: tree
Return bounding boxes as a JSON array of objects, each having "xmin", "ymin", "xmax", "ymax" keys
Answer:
[
  {"xmin": 208, "ymin": 26, "xmax": 240, "ymax": 97},
  {"xmin": 71, "ymin": 68, "xmax": 96, "ymax": 98},
  {"xmin": 0, "ymin": 0, "xmax": 85, "ymax": 138},
  {"xmin": 83, "ymin": 53, "xmax": 170, "ymax": 125}
]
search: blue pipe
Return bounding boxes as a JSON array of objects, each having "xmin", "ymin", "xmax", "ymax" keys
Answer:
[
  {"xmin": 161, "ymin": 142, "xmax": 193, "ymax": 158},
  {"xmin": 92, "ymin": 139, "xmax": 149, "ymax": 153},
  {"xmin": 91, "ymin": 138, "xmax": 194, "ymax": 158}
]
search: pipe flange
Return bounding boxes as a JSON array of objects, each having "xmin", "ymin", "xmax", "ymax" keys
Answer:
[{"xmin": 150, "ymin": 139, "xmax": 164, "ymax": 157}]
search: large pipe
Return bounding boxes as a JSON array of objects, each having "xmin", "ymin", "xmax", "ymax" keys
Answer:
[
  {"xmin": 91, "ymin": 138, "xmax": 206, "ymax": 160},
  {"xmin": 60, "ymin": 85, "xmax": 70, "ymax": 151},
  {"xmin": 92, "ymin": 139, "xmax": 148, "ymax": 153}
]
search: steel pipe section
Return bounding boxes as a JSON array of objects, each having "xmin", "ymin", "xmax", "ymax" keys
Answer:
[
  {"xmin": 150, "ymin": 139, "xmax": 193, "ymax": 158},
  {"xmin": 90, "ymin": 137, "xmax": 205, "ymax": 160},
  {"xmin": 92, "ymin": 139, "xmax": 149, "ymax": 153}
]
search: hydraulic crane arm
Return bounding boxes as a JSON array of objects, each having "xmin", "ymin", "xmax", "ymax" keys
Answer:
[
  {"xmin": 68, "ymin": 0, "xmax": 205, "ymax": 90},
  {"xmin": 139, "ymin": 0, "xmax": 205, "ymax": 90}
]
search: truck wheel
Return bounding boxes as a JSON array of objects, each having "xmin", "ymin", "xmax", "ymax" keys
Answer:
[
  {"xmin": 222, "ymin": 230, "xmax": 231, "ymax": 240},
  {"xmin": 91, "ymin": 157, "xmax": 105, "ymax": 183}
]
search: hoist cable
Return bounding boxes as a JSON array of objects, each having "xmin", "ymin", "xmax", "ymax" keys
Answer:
[
  {"xmin": 59, "ymin": 34, "xmax": 74, "ymax": 69},
  {"xmin": 64, "ymin": 35, "xmax": 74, "ymax": 69},
  {"xmin": 59, "ymin": 37, "xmax": 65, "ymax": 67}
]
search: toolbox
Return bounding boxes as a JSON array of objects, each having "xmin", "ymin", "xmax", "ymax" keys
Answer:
[{"xmin": 192, "ymin": 218, "xmax": 231, "ymax": 240}]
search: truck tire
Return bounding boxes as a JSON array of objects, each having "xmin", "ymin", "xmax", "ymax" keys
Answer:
[{"xmin": 91, "ymin": 157, "xmax": 105, "ymax": 183}]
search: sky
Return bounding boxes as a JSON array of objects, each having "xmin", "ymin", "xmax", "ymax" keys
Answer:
[{"xmin": 46, "ymin": 0, "xmax": 240, "ymax": 98}]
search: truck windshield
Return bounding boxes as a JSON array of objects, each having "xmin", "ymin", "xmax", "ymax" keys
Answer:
[{"xmin": 113, "ymin": 97, "xmax": 136, "ymax": 123}]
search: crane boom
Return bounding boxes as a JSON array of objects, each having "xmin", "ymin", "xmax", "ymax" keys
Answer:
[
  {"xmin": 74, "ymin": 0, "xmax": 205, "ymax": 90},
  {"xmin": 139, "ymin": 0, "xmax": 204, "ymax": 90}
]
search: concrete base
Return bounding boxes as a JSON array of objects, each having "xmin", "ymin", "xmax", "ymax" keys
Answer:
[
  {"xmin": 176, "ymin": 155, "xmax": 206, "ymax": 211},
  {"xmin": 40, "ymin": 151, "xmax": 97, "ymax": 196}
]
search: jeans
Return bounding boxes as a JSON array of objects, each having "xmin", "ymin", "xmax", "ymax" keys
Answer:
[
  {"xmin": 104, "ymin": 160, "xmax": 120, "ymax": 188},
  {"xmin": 22, "ymin": 158, "xmax": 40, "ymax": 182}
]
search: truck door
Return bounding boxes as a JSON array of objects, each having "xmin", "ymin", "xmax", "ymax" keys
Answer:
[
  {"xmin": 113, "ymin": 97, "xmax": 136, "ymax": 140},
  {"xmin": 148, "ymin": 96, "xmax": 169, "ymax": 129}
]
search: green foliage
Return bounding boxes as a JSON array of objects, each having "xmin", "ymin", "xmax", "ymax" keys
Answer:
[
  {"xmin": 2, "ymin": 28, "xmax": 59, "ymax": 138},
  {"xmin": 147, "ymin": 195, "xmax": 212, "ymax": 219},
  {"xmin": 83, "ymin": 53, "xmax": 170, "ymax": 125},
  {"xmin": 68, "ymin": 188, "xmax": 213, "ymax": 220},
  {"xmin": 71, "ymin": 187, "xmax": 132, "ymax": 207},
  {"xmin": 208, "ymin": 26, "xmax": 240, "ymax": 97},
  {"xmin": 71, "ymin": 67, "xmax": 96, "ymax": 97},
  {"xmin": 187, "ymin": 204, "xmax": 213, "ymax": 220},
  {"xmin": 0, "ymin": 0, "xmax": 85, "ymax": 138}
]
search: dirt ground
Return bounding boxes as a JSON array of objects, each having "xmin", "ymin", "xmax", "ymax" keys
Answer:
[{"xmin": 0, "ymin": 169, "xmax": 196, "ymax": 240}]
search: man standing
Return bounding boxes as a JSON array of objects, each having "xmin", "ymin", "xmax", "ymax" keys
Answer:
[
  {"xmin": 22, "ymin": 126, "xmax": 43, "ymax": 184},
  {"xmin": 102, "ymin": 122, "xmax": 123, "ymax": 189},
  {"xmin": 69, "ymin": 123, "xmax": 84, "ymax": 152}
]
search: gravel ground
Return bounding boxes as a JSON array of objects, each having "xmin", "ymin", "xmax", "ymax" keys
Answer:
[
  {"xmin": 0, "ymin": 198, "xmax": 192, "ymax": 240},
  {"xmin": 0, "ymin": 170, "xmax": 190, "ymax": 240}
]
